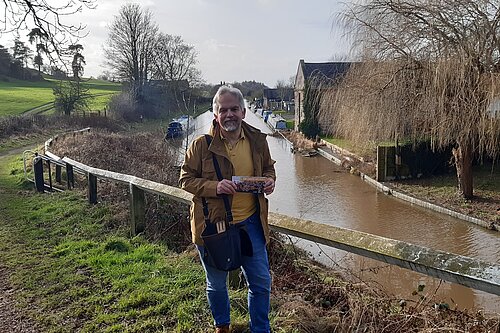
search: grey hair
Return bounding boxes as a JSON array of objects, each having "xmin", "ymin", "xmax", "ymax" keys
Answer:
[{"xmin": 212, "ymin": 85, "xmax": 245, "ymax": 114}]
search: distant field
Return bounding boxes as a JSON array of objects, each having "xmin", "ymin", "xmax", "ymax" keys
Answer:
[
  {"xmin": 0, "ymin": 79, "xmax": 55, "ymax": 116},
  {"xmin": 0, "ymin": 77, "xmax": 121, "ymax": 116}
]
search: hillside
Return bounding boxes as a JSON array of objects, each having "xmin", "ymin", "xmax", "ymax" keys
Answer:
[{"xmin": 0, "ymin": 76, "xmax": 121, "ymax": 116}]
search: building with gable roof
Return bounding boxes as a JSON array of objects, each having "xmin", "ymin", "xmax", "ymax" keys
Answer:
[{"xmin": 294, "ymin": 59, "xmax": 352, "ymax": 131}]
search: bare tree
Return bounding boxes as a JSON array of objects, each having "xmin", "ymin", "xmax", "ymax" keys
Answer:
[
  {"xmin": 1, "ymin": 0, "xmax": 95, "ymax": 55},
  {"xmin": 104, "ymin": 3, "xmax": 158, "ymax": 100},
  {"xmin": 276, "ymin": 78, "xmax": 293, "ymax": 111},
  {"xmin": 327, "ymin": 0, "xmax": 500, "ymax": 198},
  {"xmin": 151, "ymin": 33, "xmax": 202, "ymax": 110},
  {"xmin": 152, "ymin": 33, "xmax": 200, "ymax": 84}
]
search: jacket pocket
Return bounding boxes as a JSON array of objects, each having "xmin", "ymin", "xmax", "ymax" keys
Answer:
[{"xmin": 202, "ymin": 159, "xmax": 217, "ymax": 180}]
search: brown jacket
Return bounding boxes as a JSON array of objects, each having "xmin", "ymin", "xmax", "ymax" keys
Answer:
[{"xmin": 179, "ymin": 121, "xmax": 276, "ymax": 245}]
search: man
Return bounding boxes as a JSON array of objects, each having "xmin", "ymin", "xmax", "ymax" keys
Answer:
[{"xmin": 179, "ymin": 85, "xmax": 276, "ymax": 333}]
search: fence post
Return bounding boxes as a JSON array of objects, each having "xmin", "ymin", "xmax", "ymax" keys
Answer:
[
  {"xmin": 66, "ymin": 163, "xmax": 74, "ymax": 189},
  {"xmin": 88, "ymin": 173, "xmax": 97, "ymax": 204},
  {"xmin": 55, "ymin": 165, "xmax": 62, "ymax": 184},
  {"xmin": 33, "ymin": 155, "xmax": 44, "ymax": 193},
  {"xmin": 46, "ymin": 160, "xmax": 53, "ymax": 192},
  {"xmin": 376, "ymin": 146, "xmax": 386, "ymax": 181},
  {"xmin": 129, "ymin": 184, "xmax": 145, "ymax": 236}
]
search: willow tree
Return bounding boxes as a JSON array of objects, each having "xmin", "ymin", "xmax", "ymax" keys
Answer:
[{"xmin": 327, "ymin": 0, "xmax": 500, "ymax": 198}]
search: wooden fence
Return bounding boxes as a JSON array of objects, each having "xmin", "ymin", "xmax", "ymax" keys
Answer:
[{"xmin": 27, "ymin": 128, "xmax": 500, "ymax": 297}]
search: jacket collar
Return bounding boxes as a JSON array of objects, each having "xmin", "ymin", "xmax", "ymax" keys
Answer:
[{"xmin": 208, "ymin": 120, "xmax": 265, "ymax": 157}]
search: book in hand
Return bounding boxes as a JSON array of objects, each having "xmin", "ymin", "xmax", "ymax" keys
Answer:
[{"xmin": 232, "ymin": 176, "xmax": 267, "ymax": 193}]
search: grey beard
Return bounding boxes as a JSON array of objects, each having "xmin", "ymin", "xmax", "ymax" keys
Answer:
[{"xmin": 222, "ymin": 121, "xmax": 239, "ymax": 132}]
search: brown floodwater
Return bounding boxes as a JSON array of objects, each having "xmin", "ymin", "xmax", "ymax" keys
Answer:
[{"xmin": 184, "ymin": 109, "xmax": 499, "ymax": 314}]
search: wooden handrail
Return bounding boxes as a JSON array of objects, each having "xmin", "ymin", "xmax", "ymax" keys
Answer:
[
  {"xmin": 59, "ymin": 157, "xmax": 500, "ymax": 296},
  {"xmin": 62, "ymin": 157, "xmax": 193, "ymax": 205},
  {"xmin": 269, "ymin": 212, "xmax": 500, "ymax": 296},
  {"xmin": 40, "ymin": 129, "xmax": 500, "ymax": 297}
]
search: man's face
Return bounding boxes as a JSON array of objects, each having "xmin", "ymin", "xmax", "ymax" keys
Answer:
[{"xmin": 215, "ymin": 93, "xmax": 245, "ymax": 132}]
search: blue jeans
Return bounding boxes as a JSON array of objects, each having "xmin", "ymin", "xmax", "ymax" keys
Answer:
[{"xmin": 197, "ymin": 213, "xmax": 271, "ymax": 333}]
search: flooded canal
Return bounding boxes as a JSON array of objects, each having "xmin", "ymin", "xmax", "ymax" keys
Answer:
[{"xmin": 183, "ymin": 109, "xmax": 500, "ymax": 314}]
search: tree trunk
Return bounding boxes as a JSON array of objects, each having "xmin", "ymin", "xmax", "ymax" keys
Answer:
[{"xmin": 452, "ymin": 142, "xmax": 474, "ymax": 199}]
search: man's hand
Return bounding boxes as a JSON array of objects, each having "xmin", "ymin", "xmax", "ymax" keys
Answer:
[
  {"xmin": 263, "ymin": 178, "xmax": 275, "ymax": 195},
  {"xmin": 217, "ymin": 179, "xmax": 237, "ymax": 195}
]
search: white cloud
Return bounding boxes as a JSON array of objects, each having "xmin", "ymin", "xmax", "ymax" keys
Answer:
[{"xmin": 203, "ymin": 39, "xmax": 237, "ymax": 52}]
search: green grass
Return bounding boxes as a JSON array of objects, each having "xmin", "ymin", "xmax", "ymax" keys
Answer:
[
  {"xmin": 0, "ymin": 78, "xmax": 55, "ymax": 116},
  {"xmin": 0, "ymin": 77, "xmax": 121, "ymax": 116},
  {"xmin": 475, "ymin": 165, "xmax": 500, "ymax": 192},
  {"xmin": 86, "ymin": 93, "xmax": 115, "ymax": 112},
  {"xmin": 388, "ymin": 163, "xmax": 500, "ymax": 222},
  {"xmin": 0, "ymin": 135, "xmax": 44, "ymax": 154},
  {"xmin": 74, "ymin": 78, "xmax": 121, "ymax": 112},
  {"xmin": 400, "ymin": 164, "xmax": 500, "ymax": 192},
  {"xmin": 0, "ymin": 154, "xmax": 253, "ymax": 332},
  {"xmin": 321, "ymin": 137, "xmax": 356, "ymax": 150},
  {"xmin": 320, "ymin": 136, "xmax": 376, "ymax": 157}
]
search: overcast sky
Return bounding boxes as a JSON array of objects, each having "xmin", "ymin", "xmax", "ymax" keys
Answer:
[{"xmin": 1, "ymin": 0, "xmax": 352, "ymax": 87}]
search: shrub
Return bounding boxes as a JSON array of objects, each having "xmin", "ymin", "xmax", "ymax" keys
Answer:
[
  {"xmin": 53, "ymin": 80, "xmax": 92, "ymax": 115},
  {"xmin": 108, "ymin": 91, "xmax": 140, "ymax": 122},
  {"xmin": 0, "ymin": 114, "xmax": 124, "ymax": 140}
]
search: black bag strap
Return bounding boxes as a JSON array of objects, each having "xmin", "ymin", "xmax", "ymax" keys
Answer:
[
  {"xmin": 201, "ymin": 198, "xmax": 211, "ymax": 225},
  {"xmin": 201, "ymin": 134, "xmax": 233, "ymax": 223}
]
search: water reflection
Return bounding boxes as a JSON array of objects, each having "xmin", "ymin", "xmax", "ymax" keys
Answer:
[{"xmin": 186, "ymin": 110, "xmax": 499, "ymax": 314}]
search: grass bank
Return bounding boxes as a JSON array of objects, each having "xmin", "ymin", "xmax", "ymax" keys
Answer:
[
  {"xmin": 1, "ymin": 126, "xmax": 499, "ymax": 332},
  {"xmin": 320, "ymin": 136, "xmax": 376, "ymax": 160},
  {"xmin": 0, "ymin": 115, "xmax": 125, "ymax": 154},
  {"xmin": 319, "ymin": 135, "xmax": 499, "ymax": 225},
  {"xmin": 387, "ymin": 164, "xmax": 500, "ymax": 224},
  {"xmin": 0, "ymin": 77, "xmax": 121, "ymax": 116},
  {"xmin": 0, "ymin": 154, "xmax": 220, "ymax": 332},
  {"xmin": 0, "ymin": 149, "xmax": 351, "ymax": 332}
]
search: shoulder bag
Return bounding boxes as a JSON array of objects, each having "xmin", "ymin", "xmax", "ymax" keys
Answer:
[{"xmin": 200, "ymin": 135, "xmax": 253, "ymax": 271}]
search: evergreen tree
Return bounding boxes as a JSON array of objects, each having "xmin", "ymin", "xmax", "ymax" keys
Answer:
[
  {"xmin": 299, "ymin": 81, "xmax": 321, "ymax": 139},
  {"xmin": 12, "ymin": 39, "xmax": 30, "ymax": 66},
  {"xmin": 11, "ymin": 39, "xmax": 31, "ymax": 79},
  {"xmin": 68, "ymin": 44, "xmax": 85, "ymax": 80},
  {"xmin": 28, "ymin": 28, "xmax": 49, "ymax": 75},
  {"xmin": 0, "ymin": 45, "xmax": 12, "ymax": 76}
]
